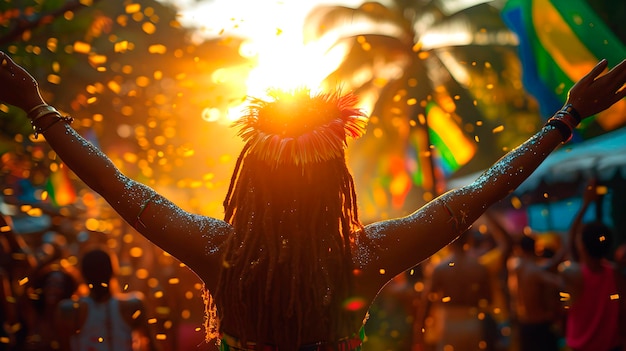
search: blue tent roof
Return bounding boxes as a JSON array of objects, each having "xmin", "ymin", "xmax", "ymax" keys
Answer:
[
  {"xmin": 448, "ymin": 127, "xmax": 626, "ymax": 196},
  {"xmin": 515, "ymin": 127, "xmax": 626, "ymax": 195}
]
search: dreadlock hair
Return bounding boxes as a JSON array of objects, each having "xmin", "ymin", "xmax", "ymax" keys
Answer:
[{"xmin": 207, "ymin": 88, "xmax": 367, "ymax": 349}]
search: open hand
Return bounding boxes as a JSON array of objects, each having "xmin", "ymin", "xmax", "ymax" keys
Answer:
[
  {"xmin": 566, "ymin": 59, "xmax": 626, "ymax": 119},
  {"xmin": 0, "ymin": 51, "xmax": 46, "ymax": 112}
]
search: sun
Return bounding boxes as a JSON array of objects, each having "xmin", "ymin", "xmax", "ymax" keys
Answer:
[{"xmin": 175, "ymin": 0, "xmax": 362, "ymax": 122}]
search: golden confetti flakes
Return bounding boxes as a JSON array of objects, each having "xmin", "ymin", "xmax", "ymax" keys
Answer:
[
  {"xmin": 510, "ymin": 196, "xmax": 522, "ymax": 209},
  {"xmin": 117, "ymin": 15, "xmax": 128, "ymax": 27},
  {"xmin": 492, "ymin": 125, "xmax": 504, "ymax": 133},
  {"xmin": 148, "ymin": 44, "xmax": 167, "ymax": 54},
  {"xmin": 559, "ymin": 292, "xmax": 570, "ymax": 301},
  {"xmin": 88, "ymin": 54, "xmax": 107, "ymax": 67},
  {"xmin": 126, "ymin": 3, "xmax": 141, "ymax": 14},
  {"xmin": 142, "ymin": 22, "xmax": 156, "ymax": 34},
  {"xmin": 114, "ymin": 40, "xmax": 130, "ymax": 52},
  {"xmin": 136, "ymin": 268, "xmax": 149, "ymax": 280},
  {"xmin": 107, "ymin": 80, "xmax": 121, "ymax": 94},
  {"xmin": 610, "ymin": 294, "xmax": 619, "ymax": 300},
  {"xmin": 47, "ymin": 74, "xmax": 61, "ymax": 84},
  {"xmin": 26, "ymin": 207, "xmax": 42, "ymax": 216},
  {"xmin": 136, "ymin": 76, "xmax": 150, "ymax": 87},
  {"xmin": 46, "ymin": 38, "xmax": 58, "ymax": 52},
  {"xmin": 130, "ymin": 246, "xmax": 143, "ymax": 258},
  {"xmin": 170, "ymin": 20, "xmax": 182, "ymax": 28},
  {"xmin": 441, "ymin": 296, "xmax": 451, "ymax": 303},
  {"xmin": 73, "ymin": 41, "xmax": 91, "ymax": 54}
]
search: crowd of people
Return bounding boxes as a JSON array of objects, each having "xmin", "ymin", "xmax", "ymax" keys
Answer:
[
  {"xmin": 2, "ymin": 179, "xmax": 625, "ymax": 351},
  {"xmin": 0, "ymin": 50, "xmax": 625, "ymax": 351}
]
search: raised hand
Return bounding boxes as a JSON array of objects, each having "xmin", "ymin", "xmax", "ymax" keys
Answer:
[
  {"xmin": 566, "ymin": 59, "xmax": 626, "ymax": 119},
  {"xmin": 0, "ymin": 51, "xmax": 46, "ymax": 112}
]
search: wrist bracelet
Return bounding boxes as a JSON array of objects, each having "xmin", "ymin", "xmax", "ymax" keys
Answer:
[
  {"xmin": 544, "ymin": 104, "xmax": 581, "ymax": 143},
  {"xmin": 27, "ymin": 103, "xmax": 49, "ymax": 115},
  {"xmin": 28, "ymin": 105, "xmax": 59, "ymax": 121},
  {"xmin": 29, "ymin": 106, "xmax": 74, "ymax": 139},
  {"xmin": 545, "ymin": 118, "xmax": 573, "ymax": 143},
  {"xmin": 560, "ymin": 103, "xmax": 581, "ymax": 124}
]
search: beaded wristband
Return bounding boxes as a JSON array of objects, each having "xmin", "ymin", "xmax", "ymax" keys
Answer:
[
  {"xmin": 544, "ymin": 104, "xmax": 581, "ymax": 143},
  {"xmin": 560, "ymin": 103, "xmax": 581, "ymax": 124}
]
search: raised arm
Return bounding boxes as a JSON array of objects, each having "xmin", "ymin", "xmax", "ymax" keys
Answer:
[
  {"xmin": 0, "ymin": 52, "xmax": 232, "ymax": 284},
  {"xmin": 566, "ymin": 178, "xmax": 599, "ymax": 263},
  {"xmin": 357, "ymin": 59, "xmax": 626, "ymax": 285}
]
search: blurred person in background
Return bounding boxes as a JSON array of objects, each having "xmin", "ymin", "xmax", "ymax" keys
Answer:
[
  {"xmin": 559, "ymin": 179, "xmax": 626, "ymax": 351},
  {"xmin": 415, "ymin": 230, "xmax": 493, "ymax": 351},
  {"xmin": 57, "ymin": 248, "xmax": 158, "ymax": 351},
  {"xmin": 507, "ymin": 233, "xmax": 564, "ymax": 351}
]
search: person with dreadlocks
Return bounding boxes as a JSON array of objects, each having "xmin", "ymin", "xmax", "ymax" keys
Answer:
[{"xmin": 0, "ymin": 51, "xmax": 625, "ymax": 350}]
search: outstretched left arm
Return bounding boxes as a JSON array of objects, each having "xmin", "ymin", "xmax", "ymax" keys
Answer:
[{"xmin": 356, "ymin": 59, "xmax": 626, "ymax": 290}]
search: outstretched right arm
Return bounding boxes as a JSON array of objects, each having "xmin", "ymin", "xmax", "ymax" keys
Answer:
[{"xmin": 0, "ymin": 52, "xmax": 231, "ymax": 283}]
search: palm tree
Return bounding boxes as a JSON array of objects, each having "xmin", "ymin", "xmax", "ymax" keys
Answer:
[{"xmin": 303, "ymin": 0, "xmax": 540, "ymax": 220}]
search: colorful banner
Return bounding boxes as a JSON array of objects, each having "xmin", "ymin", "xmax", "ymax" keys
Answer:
[
  {"xmin": 46, "ymin": 164, "xmax": 76, "ymax": 207},
  {"xmin": 502, "ymin": 0, "xmax": 626, "ymax": 138}
]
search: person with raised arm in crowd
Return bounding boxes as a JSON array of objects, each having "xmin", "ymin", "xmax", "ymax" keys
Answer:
[{"xmin": 559, "ymin": 179, "xmax": 626, "ymax": 351}]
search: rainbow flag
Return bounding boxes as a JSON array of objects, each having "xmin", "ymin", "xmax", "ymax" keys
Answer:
[
  {"xmin": 501, "ymin": 0, "xmax": 626, "ymax": 138},
  {"xmin": 425, "ymin": 101, "xmax": 476, "ymax": 176},
  {"xmin": 407, "ymin": 100, "xmax": 476, "ymax": 193},
  {"xmin": 46, "ymin": 164, "xmax": 76, "ymax": 207}
]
